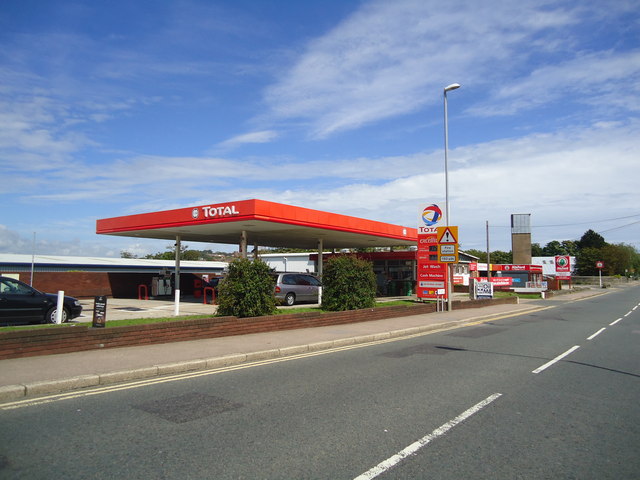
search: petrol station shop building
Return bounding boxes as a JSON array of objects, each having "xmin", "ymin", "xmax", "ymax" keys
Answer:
[
  {"xmin": 96, "ymin": 199, "xmax": 418, "ymax": 295},
  {"xmin": 1, "ymin": 199, "xmax": 543, "ymax": 300},
  {"xmin": 0, "ymin": 199, "xmax": 538, "ymax": 298},
  {"xmin": 95, "ymin": 199, "xmax": 488, "ymax": 297}
]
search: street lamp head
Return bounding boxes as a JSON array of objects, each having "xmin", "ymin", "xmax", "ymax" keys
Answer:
[{"xmin": 444, "ymin": 83, "xmax": 461, "ymax": 93}]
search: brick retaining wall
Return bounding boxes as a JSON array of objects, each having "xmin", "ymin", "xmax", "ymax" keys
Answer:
[{"xmin": 0, "ymin": 297, "xmax": 518, "ymax": 360}]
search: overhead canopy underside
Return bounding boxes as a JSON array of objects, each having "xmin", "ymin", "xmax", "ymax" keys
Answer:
[{"xmin": 96, "ymin": 199, "xmax": 418, "ymax": 250}]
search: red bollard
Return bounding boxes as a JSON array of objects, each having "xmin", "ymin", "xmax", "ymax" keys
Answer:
[{"xmin": 138, "ymin": 284, "xmax": 149, "ymax": 300}]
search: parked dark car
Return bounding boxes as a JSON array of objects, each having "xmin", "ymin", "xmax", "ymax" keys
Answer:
[
  {"xmin": 0, "ymin": 276, "xmax": 83, "ymax": 325},
  {"xmin": 271, "ymin": 273, "xmax": 322, "ymax": 306}
]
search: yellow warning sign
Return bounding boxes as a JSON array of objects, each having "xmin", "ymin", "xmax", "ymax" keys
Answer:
[{"xmin": 436, "ymin": 226, "xmax": 458, "ymax": 244}]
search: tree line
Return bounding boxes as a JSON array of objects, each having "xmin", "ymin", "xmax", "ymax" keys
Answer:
[
  {"xmin": 121, "ymin": 246, "xmax": 237, "ymax": 262},
  {"xmin": 465, "ymin": 229, "xmax": 639, "ymax": 277}
]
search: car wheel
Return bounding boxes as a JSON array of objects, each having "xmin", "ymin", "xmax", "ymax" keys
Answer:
[
  {"xmin": 44, "ymin": 306, "xmax": 69, "ymax": 324},
  {"xmin": 284, "ymin": 293, "xmax": 296, "ymax": 306}
]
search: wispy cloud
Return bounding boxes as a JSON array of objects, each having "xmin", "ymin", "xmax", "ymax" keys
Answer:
[
  {"xmin": 216, "ymin": 130, "xmax": 279, "ymax": 150},
  {"xmin": 263, "ymin": 0, "xmax": 586, "ymax": 138},
  {"xmin": 263, "ymin": 0, "xmax": 638, "ymax": 138},
  {"xmin": 469, "ymin": 50, "xmax": 640, "ymax": 116}
]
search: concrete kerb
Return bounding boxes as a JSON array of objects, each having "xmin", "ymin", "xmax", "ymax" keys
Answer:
[
  {"xmin": 0, "ymin": 303, "xmax": 563, "ymax": 402},
  {"xmin": 26, "ymin": 375, "xmax": 100, "ymax": 397}
]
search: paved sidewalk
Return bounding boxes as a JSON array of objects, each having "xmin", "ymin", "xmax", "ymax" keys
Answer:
[{"xmin": 0, "ymin": 289, "xmax": 604, "ymax": 402}]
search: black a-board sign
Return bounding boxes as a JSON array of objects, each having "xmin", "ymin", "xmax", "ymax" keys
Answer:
[{"xmin": 92, "ymin": 295, "xmax": 107, "ymax": 328}]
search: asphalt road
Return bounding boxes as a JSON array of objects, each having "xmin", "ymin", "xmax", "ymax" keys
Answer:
[{"xmin": 1, "ymin": 286, "xmax": 638, "ymax": 479}]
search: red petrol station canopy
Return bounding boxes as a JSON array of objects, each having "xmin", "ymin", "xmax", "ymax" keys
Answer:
[{"xmin": 96, "ymin": 199, "xmax": 417, "ymax": 250}]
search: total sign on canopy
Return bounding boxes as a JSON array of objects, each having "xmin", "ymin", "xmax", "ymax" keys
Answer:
[{"xmin": 192, "ymin": 204, "xmax": 240, "ymax": 219}]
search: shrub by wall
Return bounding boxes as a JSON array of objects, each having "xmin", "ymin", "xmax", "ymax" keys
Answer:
[
  {"xmin": 216, "ymin": 258, "xmax": 278, "ymax": 318},
  {"xmin": 321, "ymin": 255, "xmax": 377, "ymax": 311}
]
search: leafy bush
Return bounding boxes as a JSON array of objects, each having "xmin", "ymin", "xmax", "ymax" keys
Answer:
[
  {"xmin": 217, "ymin": 258, "xmax": 277, "ymax": 318},
  {"xmin": 321, "ymin": 255, "xmax": 376, "ymax": 311}
]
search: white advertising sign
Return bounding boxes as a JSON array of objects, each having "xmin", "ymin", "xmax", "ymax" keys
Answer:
[{"xmin": 475, "ymin": 281, "xmax": 494, "ymax": 299}]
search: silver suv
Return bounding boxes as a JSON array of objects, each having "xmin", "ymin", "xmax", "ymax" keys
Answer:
[{"xmin": 272, "ymin": 273, "xmax": 322, "ymax": 306}]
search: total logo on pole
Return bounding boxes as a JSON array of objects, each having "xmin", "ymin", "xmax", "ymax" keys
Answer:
[
  {"xmin": 418, "ymin": 204, "xmax": 447, "ymax": 235},
  {"xmin": 417, "ymin": 203, "xmax": 448, "ymax": 300}
]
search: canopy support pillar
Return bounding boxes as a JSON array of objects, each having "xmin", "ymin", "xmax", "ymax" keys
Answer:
[
  {"xmin": 317, "ymin": 239, "xmax": 323, "ymax": 277},
  {"xmin": 174, "ymin": 235, "xmax": 181, "ymax": 316},
  {"xmin": 239, "ymin": 230, "xmax": 248, "ymax": 258}
]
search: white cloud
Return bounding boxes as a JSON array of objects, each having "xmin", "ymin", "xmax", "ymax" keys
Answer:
[
  {"xmin": 216, "ymin": 130, "xmax": 279, "ymax": 150},
  {"xmin": 263, "ymin": 0, "xmax": 586, "ymax": 138},
  {"xmin": 470, "ymin": 50, "xmax": 640, "ymax": 116},
  {"xmin": 231, "ymin": 120, "xmax": 640, "ymax": 249}
]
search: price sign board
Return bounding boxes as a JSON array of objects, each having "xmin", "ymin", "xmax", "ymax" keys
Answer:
[{"xmin": 417, "ymin": 233, "xmax": 448, "ymax": 300}]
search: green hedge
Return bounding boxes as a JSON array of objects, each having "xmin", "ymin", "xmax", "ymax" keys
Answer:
[
  {"xmin": 216, "ymin": 258, "xmax": 278, "ymax": 318},
  {"xmin": 321, "ymin": 255, "xmax": 376, "ymax": 311}
]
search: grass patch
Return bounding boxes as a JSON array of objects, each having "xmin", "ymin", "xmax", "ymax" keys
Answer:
[
  {"xmin": 493, "ymin": 291, "xmax": 541, "ymax": 299},
  {"xmin": 92, "ymin": 315, "xmax": 215, "ymax": 328},
  {"xmin": 0, "ymin": 299, "xmax": 421, "ymax": 332},
  {"xmin": 275, "ymin": 299, "xmax": 419, "ymax": 315},
  {"xmin": 0, "ymin": 315, "xmax": 215, "ymax": 331}
]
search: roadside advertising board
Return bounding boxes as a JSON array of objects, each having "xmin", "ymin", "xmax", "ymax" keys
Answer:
[
  {"xmin": 555, "ymin": 255, "xmax": 571, "ymax": 278},
  {"xmin": 417, "ymin": 234, "xmax": 447, "ymax": 299},
  {"xmin": 489, "ymin": 277, "xmax": 513, "ymax": 287},
  {"xmin": 475, "ymin": 281, "xmax": 494, "ymax": 299},
  {"xmin": 417, "ymin": 203, "xmax": 448, "ymax": 299}
]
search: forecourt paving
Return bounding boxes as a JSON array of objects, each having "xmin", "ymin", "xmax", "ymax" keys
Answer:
[{"xmin": 0, "ymin": 289, "xmax": 602, "ymax": 402}]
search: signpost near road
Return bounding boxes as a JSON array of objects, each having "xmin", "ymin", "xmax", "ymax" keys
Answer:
[
  {"xmin": 436, "ymin": 226, "xmax": 459, "ymax": 263},
  {"xmin": 596, "ymin": 260, "xmax": 605, "ymax": 288}
]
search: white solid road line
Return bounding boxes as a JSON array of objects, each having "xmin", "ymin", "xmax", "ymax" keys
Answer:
[
  {"xmin": 532, "ymin": 345, "xmax": 580, "ymax": 374},
  {"xmin": 587, "ymin": 328, "xmax": 606, "ymax": 340},
  {"xmin": 353, "ymin": 393, "xmax": 502, "ymax": 480}
]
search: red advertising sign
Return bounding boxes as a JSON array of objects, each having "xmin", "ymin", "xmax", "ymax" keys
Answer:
[
  {"xmin": 555, "ymin": 255, "xmax": 571, "ymax": 278},
  {"xmin": 489, "ymin": 277, "xmax": 513, "ymax": 286},
  {"xmin": 417, "ymin": 234, "xmax": 438, "ymax": 251},
  {"xmin": 496, "ymin": 264, "xmax": 543, "ymax": 273},
  {"xmin": 417, "ymin": 234, "xmax": 447, "ymax": 299}
]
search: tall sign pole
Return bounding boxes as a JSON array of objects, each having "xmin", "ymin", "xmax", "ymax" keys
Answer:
[{"xmin": 443, "ymin": 83, "xmax": 460, "ymax": 311}]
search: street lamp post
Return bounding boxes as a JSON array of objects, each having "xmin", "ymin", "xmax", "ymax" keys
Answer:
[
  {"xmin": 443, "ymin": 83, "xmax": 460, "ymax": 311},
  {"xmin": 443, "ymin": 83, "xmax": 460, "ymax": 225}
]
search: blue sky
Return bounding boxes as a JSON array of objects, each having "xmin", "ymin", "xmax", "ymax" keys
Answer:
[{"xmin": 1, "ymin": 0, "xmax": 639, "ymax": 257}]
